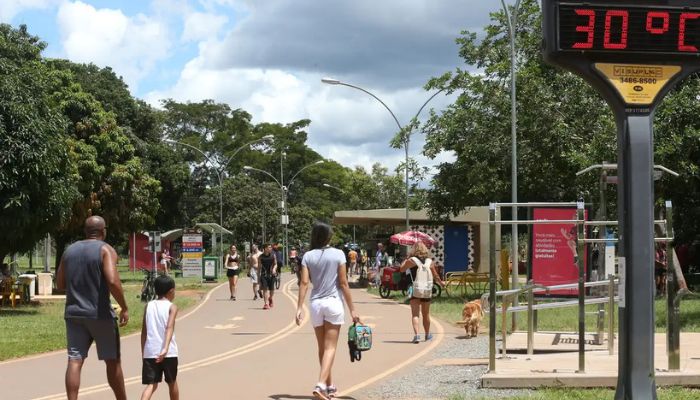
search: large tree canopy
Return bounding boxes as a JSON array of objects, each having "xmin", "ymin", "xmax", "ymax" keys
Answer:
[
  {"xmin": 0, "ymin": 24, "xmax": 416, "ymax": 260},
  {"xmin": 421, "ymin": 0, "xmax": 699, "ymax": 243},
  {"xmin": 0, "ymin": 24, "xmax": 79, "ymax": 258}
]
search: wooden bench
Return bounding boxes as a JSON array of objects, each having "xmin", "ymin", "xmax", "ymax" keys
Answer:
[{"xmin": 444, "ymin": 271, "xmax": 490, "ymax": 297}]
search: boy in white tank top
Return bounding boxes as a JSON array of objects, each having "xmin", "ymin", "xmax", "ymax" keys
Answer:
[{"xmin": 140, "ymin": 275, "xmax": 179, "ymax": 400}]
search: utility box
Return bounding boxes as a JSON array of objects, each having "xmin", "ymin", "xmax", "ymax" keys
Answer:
[
  {"xmin": 37, "ymin": 273, "xmax": 53, "ymax": 295},
  {"xmin": 203, "ymin": 256, "xmax": 218, "ymax": 281}
]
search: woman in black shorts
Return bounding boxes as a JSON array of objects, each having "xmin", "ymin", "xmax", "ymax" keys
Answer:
[{"xmin": 224, "ymin": 244, "xmax": 241, "ymax": 300}]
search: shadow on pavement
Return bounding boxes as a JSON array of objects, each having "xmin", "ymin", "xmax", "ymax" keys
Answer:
[
  {"xmin": 352, "ymin": 301, "xmax": 395, "ymax": 305},
  {"xmin": 269, "ymin": 395, "xmax": 356, "ymax": 400},
  {"xmin": 229, "ymin": 332, "xmax": 267, "ymax": 336}
]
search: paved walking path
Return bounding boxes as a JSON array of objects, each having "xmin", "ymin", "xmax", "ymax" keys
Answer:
[{"xmin": 0, "ymin": 275, "xmax": 445, "ymax": 399}]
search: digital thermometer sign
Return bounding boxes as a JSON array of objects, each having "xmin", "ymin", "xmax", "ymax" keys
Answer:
[
  {"xmin": 542, "ymin": 2, "xmax": 700, "ymax": 398},
  {"xmin": 557, "ymin": 5, "xmax": 700, "ymax": 55}
]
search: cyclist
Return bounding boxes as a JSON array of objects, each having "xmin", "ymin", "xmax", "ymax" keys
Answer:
[{"xmin": 289, "ymin": 247, "xmax": 299, "ymax": 274}]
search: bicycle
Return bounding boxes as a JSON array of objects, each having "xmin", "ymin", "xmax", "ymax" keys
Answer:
[{"xmin": 140, "ymin": 269, "xmax": 157, "ymax": 302}]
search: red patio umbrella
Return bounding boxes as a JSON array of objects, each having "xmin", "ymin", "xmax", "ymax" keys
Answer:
[{"xmin": 389, "ymin": 231, "xmax": 437, "ymax": 248}]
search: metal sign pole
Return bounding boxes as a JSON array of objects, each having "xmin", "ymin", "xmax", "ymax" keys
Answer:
[
  {"xmin": 576, "ymin": 202, "xmax": 586, "ymax": 373},
  {"xmin": 488, "ymin": 203, "xmax": 497, "ymax": 372},
  {"xmin": 615, "ymin": 115, "xmax": 657, "ymax": 399}
]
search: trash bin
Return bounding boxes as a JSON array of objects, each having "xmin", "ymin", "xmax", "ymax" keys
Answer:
[
  {"xmin": 203, "ymin": 256, "xmax": 219, "ymax": 281},
  {"xmin": 18, "ymin": 274, "xmax": 36, "ymax": 300}
]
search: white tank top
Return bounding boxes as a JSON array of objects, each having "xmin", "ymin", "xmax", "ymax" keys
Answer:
[{"xmin": 144, "ymin": 299, "xmax": 178, "ymax": 358}]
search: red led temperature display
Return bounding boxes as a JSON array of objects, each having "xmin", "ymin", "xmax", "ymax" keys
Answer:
[{"xmin": 558, "ymin": 4, "xmax": 700, "ymax": 54}]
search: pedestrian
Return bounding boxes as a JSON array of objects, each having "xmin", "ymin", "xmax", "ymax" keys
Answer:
[
  {"xmin": 55, "ymin": 216, "xmax": 129, "ymax": 400},
  {"xmin": 224, "ymin": 244, "xmax": 241, "ymax": 300},
  {"xmin": 248, "ymin": 244, "xmax": 262, "ymax": 300},
  {"xmin": 655, "ymin": 242, "xmax": 668, "ymax": 297},
  {"xmin": 372, "ymin": 243, "xmax": 387, "ymax": 287},
  {"xmin": 140, "ymin": 275, "xmax": 179, "ymax": 400},
  {"xmin": 295, "ymin": 222, "xmax": 360, "ymax": 400},
  {"xmin": 399, "ymin": 242, "xmax": 444, "ymax": 343},
  {"xmin": 273, "ymin": 242, "xmax": 284, "ymax": 273},
  {"xmin": 259, "ymin": 244, "xmax": 278, "ymax": 309},
  {"xmin": 347, "ymin": 247, "xmax": 358, "ymax": 276},
  {"xmin": 160, "ymin": 248, "xmax": 172, "ymax": 275}
]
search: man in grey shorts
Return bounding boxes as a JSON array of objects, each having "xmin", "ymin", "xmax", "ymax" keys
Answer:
[{"xmin": 56, "ymin": 216, "xmax": 129, "ymax": 400}]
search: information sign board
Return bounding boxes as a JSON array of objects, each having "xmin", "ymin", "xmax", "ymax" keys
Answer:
[{"xmin": 182, "ymin": 229, "xmax": 203, "ymax": 278}]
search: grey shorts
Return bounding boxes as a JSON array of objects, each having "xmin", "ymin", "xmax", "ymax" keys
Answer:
[{"xmin": 66, "ymin": 318, "xmax": 120, "ymax": 361}]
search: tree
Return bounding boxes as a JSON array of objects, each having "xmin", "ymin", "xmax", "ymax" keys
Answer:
[
  {"xmin": 421, "ymin": 0, "xmax": 615, "ymax": 219},
  {"xmin": 422, "ymin": 0, "xmax": 700, "ymax": 245},
  {"xmin": 652, "ymin": 76, "xmax": 700, "ymax": 243},
  {"xmin": 49, "ymin": 71, "xmax": 160, "ymax": 261},
  {"xmin": 0, "ymin": 24, "xmax": 79, "ymax": 259}
]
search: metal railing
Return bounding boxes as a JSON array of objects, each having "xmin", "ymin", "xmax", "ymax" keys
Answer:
[
  {"xmin": 484, "ymin": 275, "xmax": 618, "ymax": 371},
  {"xmin": 487, "ymin": 201, "xmax": 680, "ymax": 374}
]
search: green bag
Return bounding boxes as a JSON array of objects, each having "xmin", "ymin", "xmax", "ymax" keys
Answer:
[{"xmin": 347, "ymin": 323, "xmax": 372, "ymax": 362}]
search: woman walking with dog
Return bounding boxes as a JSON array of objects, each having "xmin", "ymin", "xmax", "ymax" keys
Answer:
[
  {"xmin": 399, "ymin": 242, "xmax": 444, "ymax": 344},
  {"xmin": 295, "ymin": 222, "xmax": 361, "ymax": 400}
]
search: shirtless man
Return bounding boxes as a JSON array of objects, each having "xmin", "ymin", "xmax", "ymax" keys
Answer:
[{"xmin": 248, "ymin": 244, "xmax": 262, "ymax": 300}]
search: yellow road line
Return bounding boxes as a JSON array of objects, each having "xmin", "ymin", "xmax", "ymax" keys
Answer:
[
  {"xmin": 0, "ymin": 283, "xmax": 227, "ymax": 367},
  {"xmin": 32, "ymin": 278, "xmax": 307, "ymax": 400},
  {"xmin": 336, "ymin": 297, "xmax": 446, "ymax": 398}
]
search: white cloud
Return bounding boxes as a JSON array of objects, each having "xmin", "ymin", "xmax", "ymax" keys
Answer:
[
  {"xmin": 56, "ymin": 1, "xmax": 171, "ymax": 91},
  {"xmin": 182, "ymin": 11, "xmax": 228, "ymax": 42},
  {"xmin": 0, "ymin": 0, "xmax": 59, "ymax": 22},
  {"xmin": 143, "ymin": 0, "xmax": 481, "ymax": 173}
]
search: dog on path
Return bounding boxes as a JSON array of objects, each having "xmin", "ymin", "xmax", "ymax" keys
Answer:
[{"xmin": 461, "ymin": 299, "xmax": 484, "ymax": 338}]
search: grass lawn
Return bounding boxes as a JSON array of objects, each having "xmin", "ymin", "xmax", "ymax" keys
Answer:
[
  {"xmin": 368, "ymin": 285, "xmax": 700, "ymax": 333},
  {"xmin": 445, "ymin": 387, "xmax": 700, "ymax": 399},
  {"xmin": 0, "ymin": 272, "xmax": 223, "ymax": 361}
]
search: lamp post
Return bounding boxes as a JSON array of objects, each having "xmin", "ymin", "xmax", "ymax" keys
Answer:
[
  {"xmin": 165, "ymin": 135, "xmax": 273, "ymax": 258},
  {"xmin": 322, "ymin": 78, "xmax": 445, "ymax": 232},
  {"xmin": 244, "ymin": 160, "xmax": 325, "ymax": 267},
  {"xmin": 500, "ymin": 0, "xmax": 522, "ymax": 330}
]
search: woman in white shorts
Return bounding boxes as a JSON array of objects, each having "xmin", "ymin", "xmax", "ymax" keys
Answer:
[{"xmin": 295, "ymin": 222, "xmax": 360, "ymax": 400}]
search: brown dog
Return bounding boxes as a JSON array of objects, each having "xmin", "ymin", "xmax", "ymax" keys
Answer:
[{"xmin": 461, "ymin": 299, "xmax": 484, "ymax": 338}]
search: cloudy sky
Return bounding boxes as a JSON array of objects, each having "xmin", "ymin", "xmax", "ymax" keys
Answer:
[{"xmin": 1, "ymin": 0, "xmax": 497, "ymax": 175}]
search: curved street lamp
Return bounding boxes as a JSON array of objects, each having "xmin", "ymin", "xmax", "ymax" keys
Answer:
[
  {"xmin": 500, "ymin": 0, "xmax": 523, "ymax": 330},
  {"xmin": 322, "ymin": 77, "xmax": 445, "ymax": 231},
  {"xmin": 164, "ymin": 135, "xmax": 274, "ymax": 258},
  {"xmin": 244, "ymin": 160, "xmax": 326, "ymax": 265}
]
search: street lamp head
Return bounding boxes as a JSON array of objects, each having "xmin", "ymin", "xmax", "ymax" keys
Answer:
[
  {"xmin": 314, "ymin": 160, "xmax": 325, "ymax": 165},
  {"xmin": 321, "ymin": 77, "xmax": 341, "ymax": 85},
  {"xmin": 243, "ymin": 166, "xmax": 253, "ymax": 171}
]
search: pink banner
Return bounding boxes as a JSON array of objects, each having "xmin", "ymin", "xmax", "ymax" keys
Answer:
[{"xmin": 531, "ymin": 208, "xmax": 587, "ymax": 296}]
